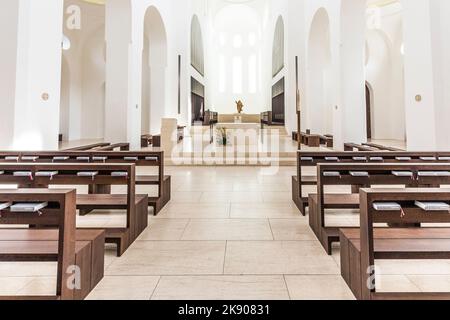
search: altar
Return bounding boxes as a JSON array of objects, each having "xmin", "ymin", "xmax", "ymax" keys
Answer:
[{"xmin": 216, "ymin": 122, "xmax": 261, "ymax": 131}]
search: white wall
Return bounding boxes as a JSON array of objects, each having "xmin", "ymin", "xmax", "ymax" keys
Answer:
[
  {"xmin": 0, "ymin": 0, "xmax": 64, "ymax": 150},
  {"xmin": 365, "ymin": 4, "xmax": 405, "ymax": 141}
]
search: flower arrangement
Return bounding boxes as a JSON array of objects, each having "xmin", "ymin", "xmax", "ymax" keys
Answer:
[{"xmin": 216, "ymin": 127, "xmax": 229, "ymax": 146}]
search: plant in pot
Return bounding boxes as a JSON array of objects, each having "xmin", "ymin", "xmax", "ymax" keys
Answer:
[{"xmin": 216, "ymin": 127, "xmax": 228, "ymax": 146}]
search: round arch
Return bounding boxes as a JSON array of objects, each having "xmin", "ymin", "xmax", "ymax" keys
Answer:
[
  {"xmin": 307, "ymin": 8, "xmax": 332, "ymax": 134},
  {"xmin": 141, "ymin": 6, "xmax": 168, "ymax": 135}
]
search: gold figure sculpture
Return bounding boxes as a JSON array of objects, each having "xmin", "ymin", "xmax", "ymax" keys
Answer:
[{"xmin": 235, "ymin": 100, "xmax": 244, "ymax": 114}]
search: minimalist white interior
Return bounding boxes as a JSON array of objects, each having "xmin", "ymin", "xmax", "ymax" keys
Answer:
[{"xmin": 0, "ymin": 0, "xmax": 450, "ymax": 150}]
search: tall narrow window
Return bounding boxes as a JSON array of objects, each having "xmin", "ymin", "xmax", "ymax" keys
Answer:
[
  {"xmin": 248, "ymin": 54, "xmax": 257, "ymax": 93},
  {"xmin": 233, "ymin": 57, "xmax": 242, "ymax": 94},
  {"xmin": 272, "ymin": 16, "xmax": 285, "ymax": 77}
]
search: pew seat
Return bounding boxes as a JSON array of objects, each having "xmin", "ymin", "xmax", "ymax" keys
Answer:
[
  {"xmin": 340, "ymin": 228, "xmax": 450, "ymax": 300},
  {"xmin": 76, "ymin": 194, "xmax": 148, "ymax": 256},
  {"xmin": 0, "ymin": 229, "xmax": 105, "ymax": 300}
]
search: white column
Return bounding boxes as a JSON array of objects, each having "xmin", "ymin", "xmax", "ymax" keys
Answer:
[
  {"xmin": 1, "ymin": 0, "xmax": 64, "ymax": 150},
  {"xmin": 402, "ymin": 0, "xmax": 437, "ymax": 150},
  {"xmin": 339, "ymin": 0, "xmax": 367, "ymax": 148},
  {"xmin": 0, "ymin": 1, "xmax": 20, "ymax": 149},
  {"xmin": 104, "ymin": 0, "xmax": 140, "ymax": 147}
]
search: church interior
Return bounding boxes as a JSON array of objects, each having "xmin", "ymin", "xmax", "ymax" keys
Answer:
[{"xmin": 0, "ymin": 0, "xmax": 450, "ymax": 301}]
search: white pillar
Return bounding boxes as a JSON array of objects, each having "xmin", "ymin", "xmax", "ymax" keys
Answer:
[
  {"xmin": 402, "ymin": 0, "xmax": 437, "ymax": 150},
  {"xmin": 339, "ymin": 0, "xmax": 367, "ymax": 148},
  {"xmin": 104, "ymin": 0, "xmax": 140, "ymax": 147},
  {"xmin": 0, "ymin": 0, "xmax": 64, "ymax": 150},
  {"xmin": 0, "ymin": 1, "xmax": 20, "ymax": 149}
]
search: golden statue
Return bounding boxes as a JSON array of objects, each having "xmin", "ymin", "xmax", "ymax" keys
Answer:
[{"xmin": 235, "ymin": 100, "xmax": 244, "ymax": 114}]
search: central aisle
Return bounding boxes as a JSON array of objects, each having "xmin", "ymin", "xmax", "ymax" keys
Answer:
[{"xmin": 88, "ymin": 166, "xmax": 355, "ymax": 300}]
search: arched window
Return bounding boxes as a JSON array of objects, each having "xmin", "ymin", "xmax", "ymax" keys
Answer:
[
  {"xmin": 191, "ymin": 15, "xmax": 205, "ymax": 76},
  {"xmin": 272, "ymin": 16, "xmax": 285, "ymax": 77}
]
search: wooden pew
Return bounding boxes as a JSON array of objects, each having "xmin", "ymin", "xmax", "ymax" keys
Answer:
[
  {"xmin": 292, "ymin": 131, "xmax": 333, "ymax": 148},
  {"xmin": 344, "ymin": 143, "xmax": 378, "ymax": 152},
  {"xmin": 94, "ymin": 143, "xmax": 130, "ymax": 151},
  {"xmin": 0, "ymin": 150, "xmax": 170, "ymax": 215},
  {"xmin": 64, "ymin": 142, "xmax": 111, "ymax": 151},
  {"xmin": 362, "ymin": 143, "xmax": 404, "ymax": 152},
  {"xmin": 0, "ymin": 189, "xmax": 105, "ymax": 300},
  {"xmin": 292, "ymin": 151, "xmax": 450, "ymax": 215},
  {"xmin": 311, "ymin": 163, "xmax": 450, "ymax": 254},
  {"xmin": 0, "ymin": 163, "xmax": 148, "ymax": 256},
  {"xmin": 341, "ymin": 188, "xmax": 450, "ymax": 300}
]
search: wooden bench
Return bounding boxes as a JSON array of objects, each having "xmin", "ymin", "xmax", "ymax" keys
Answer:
[
  {"xmin": 0, "ymin": 189, "xmax": 105, "ymax": 300},
  {"xmin": 341, "ymin": 188, "xmax": 450, "ymax": 300},
  {"xmin": 94, "ymin": 143, "xmax": 130, "ymax": 151},
  {"xmin": 311, "ymin": 163, "xmax": 450, "ymax": 254},
  {"xmin": 0, "ymin": 163, "xmax": 148, "ymax": 257},
  {"xmin": 344, "ymin": 143, "xmax": 379, "ymax": 152},
  {"xmin": 0, "ymin": 151, "xmax": 171, "ymax": 215},
  {"xmin": 362, "ymin": 143, "xmax": 404, "ymax": 152},
  {"xmin": 292, "ymin": 151, "xmax": 450, "ymax": 215},
  {"xmin": 292, "ymin": 131, "xmax": 333, "ymax": 148},
  {"xmin": 64, "ymin": 143, "xmax": 111, "ymax": 151}
]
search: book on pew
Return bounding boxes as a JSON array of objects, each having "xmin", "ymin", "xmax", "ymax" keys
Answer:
[
  {"xmin": 145, "ymin": 157, "xmax": 158, "ymax": 161},
  {"xmin": 0, "ymin": 202, "xmax": 12, "ymax": 210},
  {"xmin": 325, "ymin": 157, "xmax": 339, "ymax": 161},
  {"xmin": 392, "ymin": 171, "xmax": 414, "ymax": 177},
  {"xmin": 53, "ymin": 156, "xmax": 69, "ymax": 161},
  {"xmin": 415, "ymin": 201, "xmax": 450, "ymax": 212},
  {"xmin": 92, "ymin": 156, "xmax": 108, "ymax": 161},
  {"xmin": 372, "ymin": 202, "xmax": 402, "ymax": 211},
  {"xmin": 420, "ymin": 157, "xmax": 437, "ymax": 161},
  {"xmin": 300, "ymin": 157, "xmax": 314, "ymax": 162},
  {"xmin": 0, "ymin": 171, "xmax": 4, "ymax": 175},
  {"xmin": 370, "ymin": 157, "xmax": 384, "ymax": 161},
  {"xmin": 353, "ymin": 157, "xmax": 367, "ymax": 161},
  {"xmin": 396, "ymin": 157, "xmax": 412, "ymax": 161},
  {"xmin": 5, "ymin": 156, "xmax": 19, "ymax": 161},
  {"xmin": 13, "ymin": 171, "xmax": 32, "ymax": 177},
  {"xmin": 350, "ymin": 171, "xmax": 369, "ymax": 177},
  {"xmin": 124, "ymin": 157, "xmax": 139, "ymax": 161},
  {"xmin": 439, "ymin": 157, "xmax": 450, "ymax": 161},
  {"xmin": 10, "ymin": 202, "xmax": 48, "ymax": 213},
  {"xmin": 418, "ymin": 171, "xmax": 450, "ymax": 177},
  {"xmin": 323, "ymin": 171, "xmax": 341, "ymax": 177},
  {"xmin": 21, "ymin": 156, "xmax": 39, "ymax": 162},
  {"xmin": 77, "ymin": 171, "xmax": 99, "ymax": 177},
  {"xmin": 35, "ymin": 171, "xmax": 59, "ymax": 178},
  {"xmin": 76, "ymin": 157, "xmax": 90, "ymax": 161},
  {"xmin": 111, "ymin": 172, "xmax": 128, "ymax": 177}
]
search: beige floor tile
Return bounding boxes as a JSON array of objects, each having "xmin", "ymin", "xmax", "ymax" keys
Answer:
[
  {"xmin": 377, "ymin": 260, "xmax": 450, "ymax": 275},
  {"xmin": 0, "ymin": 277, "xmax": 34, "ymax": 295},
  {"xmin": 16, "ymin": 277, "xmax": 56, "ymax": 296},
  {"xmin": 262, "ymin": 192, "xmax": 294, "ymax": 203},
  {"xmin": 269, "ymin": 219, "xmax": 316, "ymax": 241},
  {"xmin": 285, "ymin": 275, "xmax": 355, "ymax": 300},
  {"xmin": 0, "ymin": 262, "xmax": 56, "ymax": 277},
  {"xmin": 407, "ymin": 275, "xmax": 450, "ymax": 293},
  {"xmin": 87, "ymin": 276, "xmax": 160, "ymax": 300},
  {"xmin": 152, "ymin": 276, "xmax": 289, "ymax": 300},
  {"xmin": 200, "ymin": 192, "xmax": 263, "ymax": 204},
  {"xmin": 138, "ymin": 219, "xmax": 189, "ymax": 241},
  {"xmin": 157, "ymin": 203, "xmax": 230, "ymax": 219},
  {"xmin": 106, "ymin": 241, "xmax": 226, "ymax": 276},
  {"xmin": 171, "ymin": 192, "xmax": 203, "ymax": 203},
  {"xmin": 181, "ymin": 219, "xmax": 273, "ymax": 241},
  {"xmin": 224, "ymin": 241, "xmax": 339, "ymax": 275},
  {"xmin": 375, "ymin": 275, "xmax": 421, "ymax": 293},
  {"xmin": 230, "ymin": 203, "xmax": 301, "ymax": 219}
]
